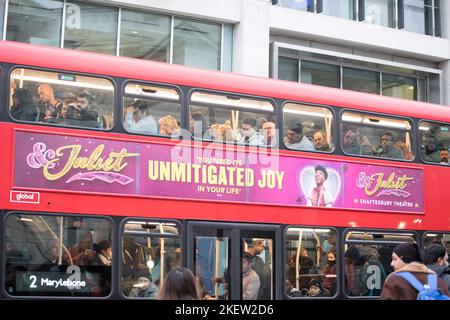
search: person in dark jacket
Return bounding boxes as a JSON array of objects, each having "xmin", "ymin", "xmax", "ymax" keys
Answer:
[
  {"xmin": 10, "ymin": 88, "xmax": 38, "ymax": 121},
  {"xmin": 65, "ymin": 91, "xmax": 104, "ymax": 128},
  {"xmin": 380, "ymin": 242, "xmax": 449, "ymax": 300},
  {"xmin": 423, "ymin": 243, "xmax": 450, "ymax": 291}
]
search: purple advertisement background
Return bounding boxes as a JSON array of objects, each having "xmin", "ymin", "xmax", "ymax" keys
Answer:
[{"xmin": 14, "ymin": 131, "xmax": 424, "ymax": 213}]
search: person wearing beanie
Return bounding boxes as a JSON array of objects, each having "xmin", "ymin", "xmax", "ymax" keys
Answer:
[
  {"xmin": 283, "ymin": 120, "xmax": 314, "ymax": 151},
  {"xmin": 380, "ymin": 242, "xmax": 449, "ymax": 300},
  {"xmin": 128, "ymin": 269, "xmax": 159, "ymax": 299},
  {"xmin": 308, "ymin": 278, "xmax": 326, "ymax": 297}
]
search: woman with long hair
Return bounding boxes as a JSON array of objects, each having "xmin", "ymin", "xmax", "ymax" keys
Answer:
[{"xmin": 157, "ymin": 267, "xmax": 200, "ymax": 300}]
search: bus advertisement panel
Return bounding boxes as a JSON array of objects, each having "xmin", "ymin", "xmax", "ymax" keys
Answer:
[{"xmin": 13, "ymin": 130, "xmax": 424, "ymax": 213}]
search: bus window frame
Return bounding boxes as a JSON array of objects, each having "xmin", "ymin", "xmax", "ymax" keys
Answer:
[
  {"xmin": 417, "ymin": 119, "xmax": 450, "ymax": 166},
  {"xmin": 121, "ymin": 79, "xmax": 183, "ymax": 139},
  {"xmin": 283, "ymin": 224, "xmax": 340, "ymax": 300},
  {"xmin": 281, "ymin": 100, "xmax": 336, "ymax": 154},
  {"xmin": 342, "ymin": 227, "xmax": 419, "ymax": 299},
  {"xmin": 339, "ymin": 108, "xmax": 416, "ymax": 162},
  {"xmin": 422, "ymin": 230, "xmax": 450, "ymax": 248},
  {"xmin": 2, "ymin": 210, "xmax": 115, "ymax": 300},
  {"xmin": 119, "ymin": 217, "xmax": 182, "ymax": 300},
  {"xmin": 8, "ymin": 65, "xmax": 116, "ymax": 132},
  {"xmin": 187, "ymin": 88, "xmax": 277, "ymax": 145}
]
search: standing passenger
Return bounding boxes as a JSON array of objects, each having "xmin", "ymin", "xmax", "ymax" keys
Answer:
[{"xmin": 242, "ymin": 252, "xmax": 260, "ymax": 300}]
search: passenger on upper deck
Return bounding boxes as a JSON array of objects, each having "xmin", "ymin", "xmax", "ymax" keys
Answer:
[
  {"xmin": 65, "ymin": 91, "xmax": 104, "ymax": 129},
  {"xmin": 421, "ymin": 134, "xmax": 441, "ymax": 162},
  {"xmin": 313, "ymin": 130, "xmax": 331, "ymax": 152},
  {"xmin": 374, "ymin": 132, "xmax": 404, "ymax": 160},
  {"xmin": 124, "ymin": 100, "xmax": 158, "ymax": 135},
  {"xmin": 342, "ymin": 127, "xmax": 361, "ymax": 155},
  {"xmin": 440, "ymin": 148, "xmax": 449, "ymax": 165},
  {"xmin": 10, "ymin": 87, "xmax": 39, "ymax": 122},
  {"xmin": 158, "ymin": 115, "xmax": 180, "ymax": 136},
  {"xmin": 238, "ymin": 117, "xmax": 264, "ymax": 146},
  {"xmin": 262, "ymin": 121, "xmax": 277, "ymax": 147},
  {"xmin": 284, "ymin": 120, "xmax": 314, "ymax": 151},
  {"xmin": 37, "ymin": 83, "xmax": 62, "ymax": 123},
  {"xmin": 190, "ymin": 111, "xmax": 211, "ymax": 140}
]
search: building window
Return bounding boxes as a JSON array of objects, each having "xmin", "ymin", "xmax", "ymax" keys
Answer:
[
  {"xmin": 400, "ymin": 0, "xmax": 440, "ymax": 36},
  {"xmin": 279, "ymin": 57, "xmax": 299, "ymax": 82},
  {"xmin": 64, "ymin": 1, "xmax": 118, "ymax": 55},
  {"xmin": 321, "ymin": 0, "xmax": 355, "ymax": 19},
  {"xmin": 0, "ymin": 0, "xmax": 5, "ymax": 39},
  {"xmin": 119, "ymin": 9, "xmax": 170, "ymax": 62},
  {"xmin": 382, "ymin": 73, "xmax": 416, "ymax": 100},
  {"xmin": 343, "ymin": 67, "xmax": 380, "ymax": 94},
  {"xmin": 277, "ymin": 0, "xmax": 315, "ymax": 11},
  {"xmin": 6, "ymin": 0, "xmax": 63, "ymax": 47},
  {"xmin": 364, "ymin": 0, "xmax": 396, "ymax": 28},
  {"xmin": 301, "ymin": 60, "xmax": 340, "ymax": 89},
  {"xmin": 173, "ymin": 18, "xmax": 221, "ymax": 70}
]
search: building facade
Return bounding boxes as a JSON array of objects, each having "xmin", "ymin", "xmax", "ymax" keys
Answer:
[{"xmin": 1, "ymin": 0, "xmax": 449, "ymax": 105}]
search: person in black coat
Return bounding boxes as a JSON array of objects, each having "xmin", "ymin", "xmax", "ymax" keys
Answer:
[{"xmin": 10, "ymin": 88, "xmax": 39, "ymax": 121}]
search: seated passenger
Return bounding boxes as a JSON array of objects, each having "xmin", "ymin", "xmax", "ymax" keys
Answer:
[
  {"xmin": 262, "ymin": 121, "xmax": 277, "ymax": 147},
  {"xmin": 238, "ymin": 117, "xmax": 264, "ymax": 146},
  {"xmin": 307, "ymin": 278, "xmax": 327, "ymax": 297},
  {"xmin": 190, "ymin": 111, "xmax": 211, "ymax": 140},
  {"xmin": 313, "ymin": 130, "xmax": 331, "ymax": 152},
  {"xmin": 342, "ymin": 127, "xmax": 361, "ymax": 155},
  {"xmin": 374, "ymin": 132, "xmax": 403, "ymax": 159},
  {"xmin": 158, "ymin": 115, "xmax": 180, "ymax": 136},
  {"xmin": 440, "ymin": 148, "xmax": 449, "ymax": 165},
  {"xmin": 10, "ymin": 88, "xmax": 39, "ymax": 122},
  {"xmin": 284, "ymin": 121, "xmax": 314, "ymax": 151},
  {"xmin": 421, "ymin": 134, "xmax": 441, "ymax": 162},
  {"xmin": 128, "ymin": 269, "xmax": 159, "ymax": 299},
  {"xmin": 65, "ymin": 91, "xmax": 104, "ymax": 129},
  {"xmin": 37, "ymin": 83, "xmax": 62, "ymax": 123},
  {"xmin": 90, "ymin": 240, "xmax": 112, "ymax": 266},
  {"xmin": 124, "ymin": 100, "xmax": 158, "ymax": 135}
]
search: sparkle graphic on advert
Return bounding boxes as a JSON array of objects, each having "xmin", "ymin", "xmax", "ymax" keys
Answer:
[{"xmin": 26, "ymin": 142, "xmax": 134, "ymax": 185}]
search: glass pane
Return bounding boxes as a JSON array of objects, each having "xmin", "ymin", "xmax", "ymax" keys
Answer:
[
  {"xmin": 123, "ymin": 83, "xmax": 181, "ymax": 137},
  {"xmin": 418, "ymin": 78, "xmax": 427, "ymax": 101},
  {"xmin": 301, "ymin": 60, "xmax": 340, "ymax": 88},
  {"xmin": 277, "ymin": 0, "xmax": 314, "ymax": 11},
  {"xmin": 190, "ymin": 92, "xmax": 275, "ymax": 146},
  {"xmin": 382, "ymin": 73, "xmax": 416, "ymax": 100},
  {"xmin": 341, "ymin": 112, "xmax": 414, "ymax": 160},
  {"xmin": 419, "ymin": 121, "xmax": 450, "ymax": 164},
  {"xmin": 321, "ymin": 0, "xmax": 354, "ymax": 19},
  {"xmin": 5, "ymin": 213, "xmax": 112, "ymax": 297},
  {"xmin": 343, "ymin": 67, "xmax": 380, "ymax": 94},
  {"xmin": 119, "ymin": 10, "xmax": 170, "ymax": 62},
  {"xmin": 423, "ymin": 233, "xmax": 450, "ymax": 255},
  {"xmin": 242, "ymin": 238, "xmax": 273, "ymax": 300},
  {"xmin": 344, "ymin": 231, "xmax": 415, "ymax": 297},
  {"xmin": 122, "ymin": 230, "xmax": 181, "ymax": 299},
  {"xmin": 365, "ymin": 0, "xmax": 396, "ymax": 28},
  {"xmin": 10, "ymin": 68, "xmax": 114, "ymax": 129},
  {"xmin": 283, "ymin": 103, "xmax": 334, "ymax": 152},
  {"xmin": 223, "ymin": 24, "xmax": 233, "ymax": 72},
  {"xmin": 195, "ymin": 235, "xmax": 230, "ymax": 300},
  {"xmin": 404, "ymin": 0, "xmax": 426, "ymax": 34},
  {"xmin": 0, "ymin": 0, "xmax": 5, "ymax": 39},
  {"xmin": 285, "ymin": 227, "xmax": 338, "ymax": 297},
  {"xmin": 173, "ymin": 19, "xmax": 221, "ymax": 70},
  {"xmin": 278, "ymin": 57, "xmax": 298, "ymax": 82},
  {"xmin": 64, "ymin": 1, "xmax": 118, "ymax": 55},
  {"xmin": 6, "ymin": 0, "xmax": 63, "ymax": 47}
]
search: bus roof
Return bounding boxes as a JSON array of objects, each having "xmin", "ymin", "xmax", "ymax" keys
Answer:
[{"xmin": 1, "ymin": 40, "xmax": 449, "ymax": 123}]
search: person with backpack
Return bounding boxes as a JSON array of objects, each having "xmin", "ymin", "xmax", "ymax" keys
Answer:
[
  {"xmin": 423, "ymin": 243, "xmax": 450, "ymax": 291},
  {"xmin": 380, "ymin": 242, "xmax": 449, "ymax": 300}
]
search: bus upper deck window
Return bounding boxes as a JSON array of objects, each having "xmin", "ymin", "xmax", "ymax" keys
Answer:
[
  {"xmin": 189, "ymin": 91, "xmax": 276, "ymax": 147},
  {"xmin": 123, "ymin": 83, "xmax": 181, "ymax": 138},
  {"xmin": 419, "ymin": 121, "xmax": 450, "ymax": 165},
  {"xmin": 9, "ymin": 68, "xmax": 114, "ymax": 130},
  {"xmin": 341, "ymin": 111, "xmax": 414, "ymax": 161},
  {"xmin": 283, "ymin": 103, "xmax": 334, "ymax": 153}
]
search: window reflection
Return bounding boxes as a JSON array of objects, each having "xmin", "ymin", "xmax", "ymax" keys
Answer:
[{"xmin": 64, "ymin": 1, "xmax": 118, "ymax": 55}]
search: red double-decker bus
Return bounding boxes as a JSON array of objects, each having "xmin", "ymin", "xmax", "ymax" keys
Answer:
[{"xmin": 1, "ymin": 41, "xmax": 449, "ymax": 300}]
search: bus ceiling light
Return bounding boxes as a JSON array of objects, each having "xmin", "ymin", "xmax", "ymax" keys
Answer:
[
  {"xmin": 147, "ymin": 258, "xmax": 154, "ymax": 270},
  {"xmin": 12, "ymin": 75, "xmax": 113, "ymax": 91},
  {"xmin": 125, "ymin": 85, "xmax": 179, "ymax": 101},
  {"xmin": 284, "ymin": 107, "xmax": 332, "ymax": 118},
  {"xmin": 19, "ymin": 217, "xmax": 33, "ymax": 222},
  {"xmin": 191, "ymin": 92, "xmax": 273, "ymax": 112}
]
